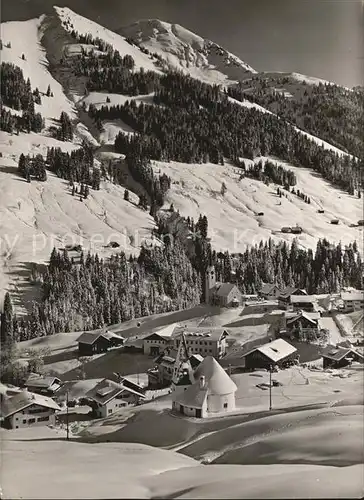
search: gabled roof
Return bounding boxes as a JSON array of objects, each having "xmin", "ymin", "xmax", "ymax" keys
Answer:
[
  {"xmin": 321, "ymin": 346, "xmax": 364, "ymax": 362},
  {"xmin": 25, "ymin": 376, "xmax": 62, "ymax": 390},
  {"xmin": 291, "ymin": 295, "xmax": 317, "ymax": 304},
  {"xmin": 286, "ymin": 311, "xmax": 319, "ymax": 325},
  {"xmin": 77, "ymin": 330, "xmax": 125, "ymax": 345},
  {"xmin": 260, "ymin": 283, "xmax": 280, "ymax": 295},
  {"xmin": 253, "ymin": 339, "xmax": 297, "ymax": 363},
  {"xmin": 86, "ymin": 378, "xmax": 145, "ymax": 406},
  {"xmin": 215, "ymin": 283, "xmax": 239, "ymax": 297},
  {"xmin": 144, "ymin": 332, "xmax": 170, "ymax": 342},
  {"xmin": 86, "ymin": 379, "xmax": 124, "ymax": 405},
  {"xmin": 279, "ymin": 287, "xmax": 307, "ymax": 299},
  {"xmin": 1, "ymin": 390, "xmax": 61, "ymax": 418}
]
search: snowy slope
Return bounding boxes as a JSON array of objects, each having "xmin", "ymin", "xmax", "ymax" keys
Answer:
[
  {"xmin": 119, "ymin": 19, "xmax": 256, "ymax": 85},
  {"xmin": 54, "ymin": 6, "xmax": 161, "ymax": 74},
  {"xmin": 1, "ymin": 18, "xmax": 76, "ymax": 128},
  {"xmin": 153, "ymin": 158, "xmax": 363, "ymax": 253},
  {"xmin": 0, "ymin": 164, "xmax": 157, "ymax": 309},
  {"xmin": 229, "ymin": 96, "xmax": 354, "ymax": 158}
]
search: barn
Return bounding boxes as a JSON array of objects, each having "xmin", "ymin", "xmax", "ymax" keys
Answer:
[
  {"xmin": 321, "ymin": 346, "xmax": 364, "ymax": 369},
  {"xmin": 243, "ymin": 338, "xmax": 298, "ymax": 370},
  {"xmin": 77, "ymin": 330, "xmax": 125, "ymax": 356}
]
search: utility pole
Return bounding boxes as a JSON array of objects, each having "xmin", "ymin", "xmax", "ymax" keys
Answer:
[
  {"xmin": 269, "ymin": 365, "xmax": 272, "ymax": 411},
  {"xmin": 66, "ymin": 390, "xmax": 69, "ymax": 441}
]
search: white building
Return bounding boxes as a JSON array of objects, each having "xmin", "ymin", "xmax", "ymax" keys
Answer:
[
  {"xmin": 341, "ymin": 291, "xmax": 364, "ymax": 312},
  {"xmin": 205, "ymin": 266, "xmax": 241, "ymax": 307},
  {"xmin": 143, "ymin": 323, "xmax": 178, "ymax": 356},
  {"xmin": 173, "ymin": 327, "xmax": 229, "ymax": 359},
  {"xmin": 172, "ymin": 356, "xmax": 237, "ymax": 418},
  {"xmin": 1, "ymin": 390, "xmax": 61, "ymax": 429}
]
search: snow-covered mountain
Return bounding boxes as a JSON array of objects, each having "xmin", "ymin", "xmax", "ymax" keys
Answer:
[
  {"xmin": 0, "ymin": 5, "xmax": 362, "ymax": 310},
  {"xmin": 119, "ymin": 18, "xmax": 257, "ymax": 85}
]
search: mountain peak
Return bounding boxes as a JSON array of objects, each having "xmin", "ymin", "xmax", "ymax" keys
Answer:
[{"xmin": 119, "ymin": 18, "xmax": 256, "ymax": 85}]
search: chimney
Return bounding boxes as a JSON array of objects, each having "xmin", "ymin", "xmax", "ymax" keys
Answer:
[{"xmin": 199, "ymin": 376, "xmax": 205, "ymax": 389}]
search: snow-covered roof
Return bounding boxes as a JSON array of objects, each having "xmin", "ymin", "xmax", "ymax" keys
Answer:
[
  {"xmin": 25, "ymin": 376, "xmax": 62, "ymax": 389},
  {"xmin": 1, "ymin": 390, "xmax": 61, "ymax": 418},
  {"xmin": 77, "ymin": 330, "xmax": 125, "ymax": 345},
  {"xmin": 254, "ymin": 339, "xmax": 297, "ymax": 363},
  {"xmin": 286, "ymin": 311, "xmax": 320, "ymax": 325},
  {"xmin": 215, "ymin": 283, "xmax": 239, "ymax": 298},
  {"xmin": 320, "ymin": 346, "xmax": 363, "ymax": 362},
  {"xmin": 175, "ymin": 383, "xmax": 208, "ymax": 409},
  {"xmin": 260, "ymin": 283, "xmax": 280, "ymax": 295},
  {"xmin": 85, "ymin": 378, "xmax": 145, "ymax": 406},
  {"xmin": 156, "ymin": 323, "xmax": 180, "ymax": 338},
  {"xmin": 194, "ymin": 356, "xmax": 237, "ymax": 395},
  {"xmin": 341, "ymin": 291, "xmax": 364, "ymax": 302},
  {"xmin": 174, "ymin": 327, "xmax": 228, "ymax": 342},
  {"xmin": 291, "ymin": 295, "xmax": 317, "ymax": 304},
  {"xmin": 279, "ymin": 287, "xmax": 307, "ymax": 299}
]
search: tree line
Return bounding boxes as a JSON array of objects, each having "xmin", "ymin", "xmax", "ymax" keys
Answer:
[
  {"xmin": 86, "ymin": 71, "xmax": 361, "ymax": 192},
  {"xmin": 228, "ymin": 77, "xmax": 364, "ymax": 162},
  {"xmin": 1, "ymin": 62, "xmax": 45, "ymax": 134}
]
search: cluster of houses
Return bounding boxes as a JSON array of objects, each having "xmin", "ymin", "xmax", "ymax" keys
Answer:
[
  {"xmin": 1, "ymin": 275, "xmax": 362, "ymax": 428},
  {"xmin": 0, "ymin": 372, "xmax": 146, "ymax": 430}
]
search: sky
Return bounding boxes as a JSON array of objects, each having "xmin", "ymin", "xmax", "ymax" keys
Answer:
[{"xmin": 1, "ymin": 0, "xmax": 363, "ymax": 87}]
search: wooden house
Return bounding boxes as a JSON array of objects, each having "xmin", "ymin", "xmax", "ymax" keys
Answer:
[
  {"xmin": 0, "ymin": 390, "xmax": 61, "ymax": 430},
  {"xmin": 77, "ymin": 330, "xmax": 125, "ymax": 356},
  {"xmin": 242, "ymin": 338, "xmax": 298, "ymax": 370},
  {"xmin": 85, "ymin": 378, "xmax": 145, "ymax": 418},
  {"xmin": 24, "ymin": 375, "xmax": 63, "ymax": 396},
  {"xmin": 278, "ymin": 287, "xmax": 308, "ymax": 309},
  {"xmin": 290, "ymin": 295, "xmax": 318, "ymax": 312},
  {"xmin": 259, "ymin": 283, "xmax": 282, "ymax": 300},
  {"xmin": 321, "ymin": 346, "xmax": 364, "ymax": 369},
  {"xmin": 281, "ymin": 311, "xmax": 320, "ymax": 340}
]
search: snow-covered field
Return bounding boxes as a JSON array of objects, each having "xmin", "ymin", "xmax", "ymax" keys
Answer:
[
  {"xmin": 2, "ymin": 422, "xmax": 362, "ymax": 499},
  {"xmin": 1, "ymin": 18, "xmax": 76, "ymax": 128},
  {"xmin": 81, "ymin": 91, "xmax": 156, "ymax": 111},
  {"xmin": 0, "ymin": 165, "xmax": 157, "ymax": 308},
  {"xmin": 2, "ymin": 363, "xmax": 361, "ymax": 498},
  {"xmin": 154, "ymin": 158, "xmax": 363, "ymax": 254}
]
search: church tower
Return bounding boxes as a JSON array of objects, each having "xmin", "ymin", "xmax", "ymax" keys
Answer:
[{"xmin": 205, "ymin": 265, "xmax": 216, "ymax": 303}]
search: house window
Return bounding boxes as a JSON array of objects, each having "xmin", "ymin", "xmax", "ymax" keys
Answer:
[
  {"xmin": 23, "ymin": 419, "xmax": 26, "ymax": 424},
  {"xmin": 223, "ymin": 403, "xmax": 228, "ymax": 409},
  {"xmin": 108, "ymin": 409, "xmax": 113, "ymax": 414},
  {"xmin": 28, "ymin": 418, "xmax": 36, "ymax": 424},
  {"xmin": 37, "ymin": 416, "xmax": 50, "ymax": 422}
]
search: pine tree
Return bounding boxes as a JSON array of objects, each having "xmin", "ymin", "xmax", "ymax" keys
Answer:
[
  {"xmin": 124, "ymin": 189, "xmax": 129, "ymax": 201},
  {"xmin": 1, "ymin": 292, "xmax": 14, "ymax": 347},
  {"xmin": 46, "ymin": 84, "xmax": 52, "ymax": 97}
]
